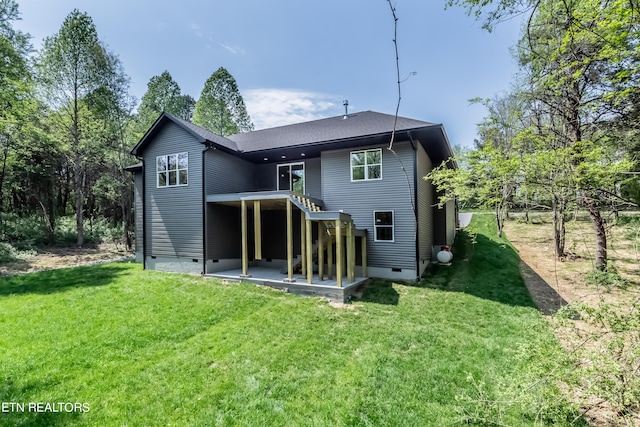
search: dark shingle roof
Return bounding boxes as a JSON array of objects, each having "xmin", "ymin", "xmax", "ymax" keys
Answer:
[
  {"xmin": 131, "ymin": 110, "xmax": 453, "ymax": 165},
  {"xmin": 227, "ymin": 111, "xmax": 435, "ymax": 152},
  {"xmin": 170, "ymin": 114, "xmax": 239, "ymax": 151},
  {"xmin": 130, "ymin": 112, "xmax": 238, "ymax": 156}
]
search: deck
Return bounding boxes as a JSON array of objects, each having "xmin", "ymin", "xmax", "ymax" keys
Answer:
[{"xmin": 206, "ymin": 267, "xmax": 369, "ymax": 302}]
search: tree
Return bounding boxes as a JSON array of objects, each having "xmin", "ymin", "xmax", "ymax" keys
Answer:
[
  {"xmin": 450, "ymin": 0, "xmax": 639, "ymax": 271},
  {"xmin": 134, "ymin": 70, "xmax": 194, "ymax": 137},
  {"xmin": 84, "ymin": 50, "xmax": 136, "ymax": 248},
  {"xmin": 519, "ymin": 0, "xmax": 637, "ymax": 270},
  {"xmin": 36, "ymin": 9, "xmax": 128, "ymax": 247},
  {"xmin": 0, "ymin": 0, "xmax": 34, "ymax": 228},
  {"xmin": 428, "ymin": 141, "xmax": 520, "ymax": 238},
  {"xmin": 193, "ymin": 67, "xmax": 253, "ymax": 136}
]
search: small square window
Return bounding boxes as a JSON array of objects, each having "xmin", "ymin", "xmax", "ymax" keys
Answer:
[{"xmin": 351, "ymin": 149, "xmax": 382, "ymax": 181}]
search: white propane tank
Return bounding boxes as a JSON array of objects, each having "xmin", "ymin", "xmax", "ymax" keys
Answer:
[{"xmin": 437, "ymin": 246, "xmax": 453, "ymax": 263}]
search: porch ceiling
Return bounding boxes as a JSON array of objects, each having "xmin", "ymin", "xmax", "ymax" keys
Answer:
[
  {"xmin": 211, "ymin": 198, "xmax": 288, "ymax": 210},
  {"xmin": 207, "ymin": 191, "xmax": 300, "ymax": 211},
  {"xmin": 207, "ymin": 191, "xmax": 365, "ymax": 234}
]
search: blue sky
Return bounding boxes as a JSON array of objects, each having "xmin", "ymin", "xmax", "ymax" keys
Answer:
[{"xmin": 14, "ymin": 0, "xmax": 523, "ymax": 146}]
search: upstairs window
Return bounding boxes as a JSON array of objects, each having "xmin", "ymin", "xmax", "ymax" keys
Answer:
[
  {"xmin": 157, "ymin": 152, "xmax": 188, "ymax": 187},
  {"xmin": 374, "ymin": 211, "xmax": 394, "ymax": 242},
  {"xmin": 351, "ymin": 148, "xmax": 382, "ymax": 181}
]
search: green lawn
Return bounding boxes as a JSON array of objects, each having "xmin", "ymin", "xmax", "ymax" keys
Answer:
[{"xmin": 0, "ymin": 216, "xmax": 584, "ymax": 426}]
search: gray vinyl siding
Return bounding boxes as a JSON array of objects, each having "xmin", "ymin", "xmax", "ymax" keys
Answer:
[
  {"xmin": 143, "ymin": 122, "xmax": 203, "ymax": 260},
  {"xmin": 207, "ymin": 204, "xmax": 241, "ymax": 260},
  {"xmin": 445, "ymin": 198, "xmax": 456, "ymax": 246},
  {"xmin": 206, "ymin": 205, "xmax": 302, "ymax": 261},
  {"xmin": 134, "ymin": 172, "xmax": 144, "ymax": 262},
  {"xmin": 254, "ymin": 163, "xmax": 274, "ymax": 192},
  {"xmin": 417, "ymin": 144, "xmax": 434, "ymax": 264},
  {"xmin": 433, "ymin": 197, "xmax": 456, "ymax": 248},
  {"xmin": 304, "ymin": 157, "xmax": 321, "ymax": 199},
  {"xmin": 205, "ymin": 149, "xmax": 255, "ymax": 194},
  {"xmin": 433, "ymin": 197, "xmax": 446, "ymax": 246},
  {"xmin": 321, "ymin": 141, "xmax": 416, "ymax": 271}
]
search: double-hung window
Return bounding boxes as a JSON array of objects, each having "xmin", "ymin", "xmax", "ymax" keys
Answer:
[
  {"xmin": 351, "ymin": 148, "xmax": 382, "ymax": 181},
  {"xmin": 157, "ymin": 152, "xmax": 188, "ymax": 187},
  {"xmin": 373, "ymin": 211, "xmax": 394, "ymax": 242}
]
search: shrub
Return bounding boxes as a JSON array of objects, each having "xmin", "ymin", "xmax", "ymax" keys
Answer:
[
  {"xmin": 586, "ymin": 267, "xmax": 631, "ymax": 290},
  {"xmin": 0, "ymin": 212, "xmax": 50, "ymax": 247},
  {"xmin": 556, "ymin": 301, "xmax": 640, "ymax": 425},
  {"xmin": 0, "ymin": 242, "xmax": 37, "ymax": 263},
  {"xmin": 52, "ymin": 216, "xmax": 125, "ymax": 246},
  {"xmin": 0, "ymin": 214, "xmax": 125, "ymax": 249}
]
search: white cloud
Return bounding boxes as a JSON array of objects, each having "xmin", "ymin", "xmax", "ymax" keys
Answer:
[
  {"xmin": 189, "ymin": 23, "xmax": 203, "ymax": 38},
  {"xmin": 243, "ymin": 89, "xmax": 341, "ymax": 130},
  {"xmin": 220, "ymin": 43, "xmax": 245, "ymax": 55}
]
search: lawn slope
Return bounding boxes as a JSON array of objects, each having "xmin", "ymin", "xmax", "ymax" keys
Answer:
[{"xmin": 0, "ymin": 215, "xmax": 583, "ymax": 426}]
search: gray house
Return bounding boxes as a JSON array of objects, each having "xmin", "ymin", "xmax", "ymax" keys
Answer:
[{"xmin": 128, "ymin": 110, "xmax": 456, "ymax": 301}]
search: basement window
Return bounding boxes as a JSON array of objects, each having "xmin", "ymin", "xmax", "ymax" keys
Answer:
[
  {"xmin": 351, "ymin": 148, "xmax": 382, "ymax": 181},
  {"xmin": 157, "ymin": 152, "xmax": 188, "ymax": 187},
  {"xmin": 373, "ymin": 211, "xmax": 394, "ymax": 242}
]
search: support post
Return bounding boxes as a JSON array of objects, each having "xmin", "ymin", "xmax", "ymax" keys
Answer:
[
  {"xmin": 285, "ymin": 198, "xmax": 295, "ymax": 282},
  {"xmin": 361, "ymin": 234, "xmax": 368, "ymax": 277},
  {"xmin": 241, "ymin": 199, "xmax": 249, "ymax": 277},
  {"xmin": 347, "ymin": 221, "xmax": 355, "ymax": 283},
  {"xmin": 327, "ymin": 234, "xmax": 334, "ymax": 280},
  {"xmin": 335, "ymin": 219, "xmax": 342, "ymax": 288},
  {"xmin": 254, "ymin": 200, "xmax": 262, "ymax": 260},
  {"xmin": 318, "ymin": 222, "xmax": 324, "ymax": 281},
  {"xmin": 301, "ymin": 213, "xmax": 306, "ymax": 276},
  {"xmin": 306, "ymin": 219, "xmax": 313, "ymax": 284}
]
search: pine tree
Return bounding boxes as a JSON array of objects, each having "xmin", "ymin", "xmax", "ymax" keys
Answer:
[{"xmin": 193, "ymin": 67, "xmax": 253, "ymax": 136}]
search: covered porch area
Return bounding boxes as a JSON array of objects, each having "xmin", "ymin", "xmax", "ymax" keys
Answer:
[{"xmin": 205, "ymin": 192, "xmax": 369, "ymax": 301}]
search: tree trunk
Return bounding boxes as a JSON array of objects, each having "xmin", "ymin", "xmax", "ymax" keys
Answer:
[
  {"xmin": 122, "ymin": 200, "xmax": 132, "ymax": 251},
  {"xmin": 75, "ymin": 161, "xmax": 84, "ymax": 247},
  {"xmin": 496, "ymin": 203, "xmax": 504, "ymax": 238},
  {"xmin": 47, "ymin": 194, "xmax": 56, "ymax": 244},
  {"xmin": 0, "ymin": 144, "xmax": 9, "ymax": 233},
  {"xmin": 586, "ymin": 199, "xmax": 607, "ymax": 271},
  {"xmin": 552, "ymin": 195, "xmax": 566, "ymax": 258}
]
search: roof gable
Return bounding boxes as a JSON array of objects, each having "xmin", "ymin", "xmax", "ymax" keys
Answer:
[{"xmin": 130, "ymin": 112, "xmax": 238, "ymax": 156}]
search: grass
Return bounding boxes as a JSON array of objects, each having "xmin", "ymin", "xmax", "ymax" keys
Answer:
[
  {"xmin": 424, "ymin": 213, "xmax": 535, "ymax": 308},
  {"xmin": 0, "ymin": 215, "xmax": 584, "ymax": 426}
]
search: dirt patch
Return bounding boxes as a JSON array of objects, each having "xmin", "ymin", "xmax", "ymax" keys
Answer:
[
  {"xmin": 503, "ymin": 216, "xmax": 640, "ymax": 426},
  {"xmin": 503, "ymin": 217, "xmax": 638, "ymax": 310},
  {"xmin": 0, "ymin": 243, "xmax": 133, "ymax": 276}
]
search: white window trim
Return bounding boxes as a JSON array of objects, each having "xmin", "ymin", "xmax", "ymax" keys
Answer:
[
  {"xmin": 350, "ymin": 148, "xmax": 382, "ymax": 182},
  {"xmin": 156, "ymin": 152, "xmax": 189, "ymax": 188},
  {"xmin": 276, "ymin": 162, "xmax": 305, "ymax": 194},
  {"xmin": 373, "ymin": 210, "xmax": 395, "ymax": 243}
]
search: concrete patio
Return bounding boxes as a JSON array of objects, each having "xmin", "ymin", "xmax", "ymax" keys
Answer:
[{"xmin": 206, "ymin": 267, "xmax": 369, "ymax": 302}]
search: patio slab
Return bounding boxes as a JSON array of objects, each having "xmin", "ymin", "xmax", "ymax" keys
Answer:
[{"xmin": 205, "ymin": 267, "xmax": 368, "ymax": 302}]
